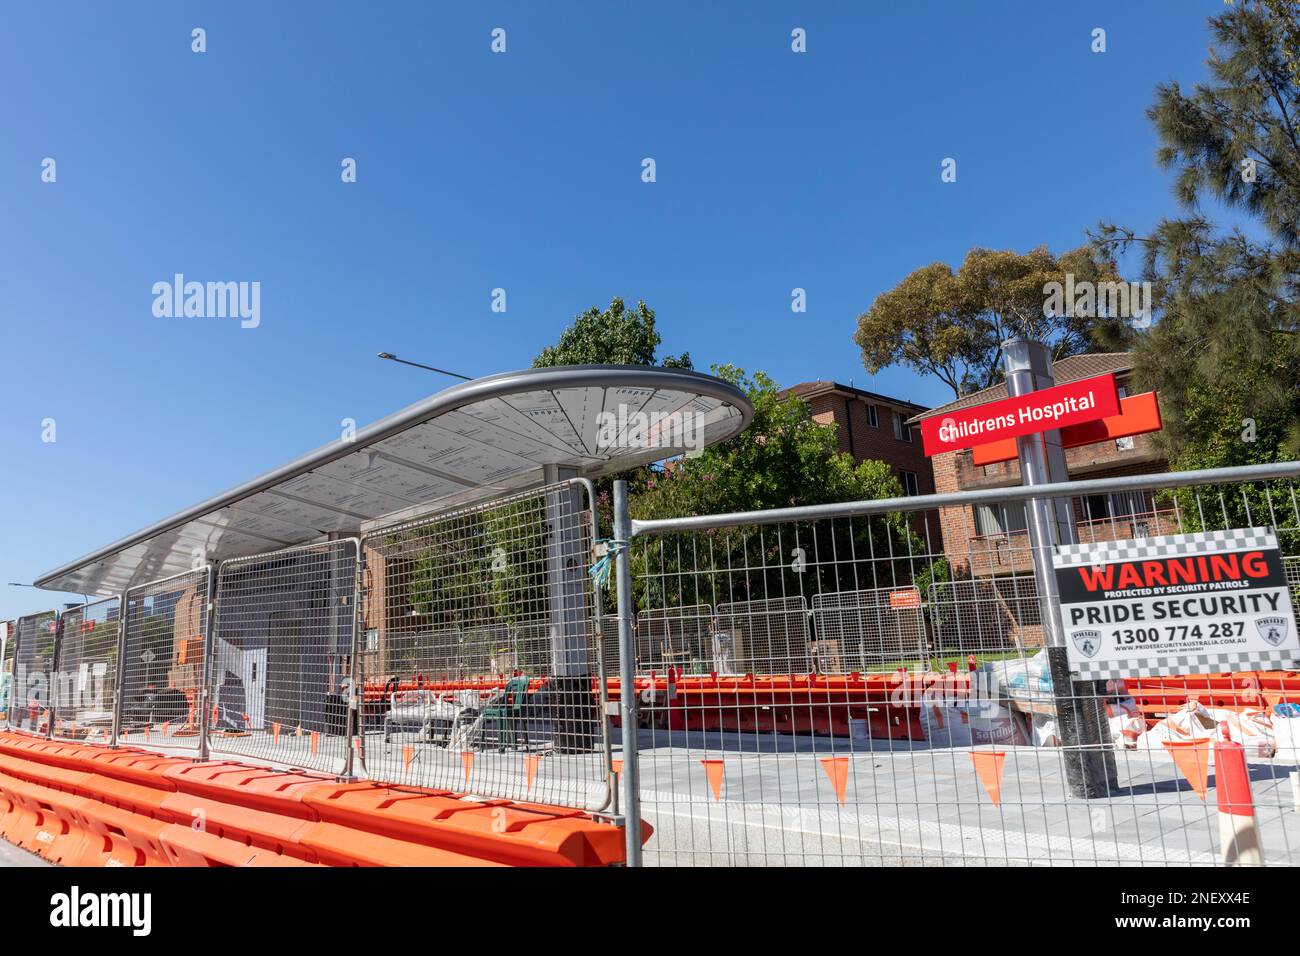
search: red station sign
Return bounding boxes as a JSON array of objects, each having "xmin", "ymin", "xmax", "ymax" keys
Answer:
[{"xmin": 919, "ymin": 372, "xmax": 1121, "ymax": 457}]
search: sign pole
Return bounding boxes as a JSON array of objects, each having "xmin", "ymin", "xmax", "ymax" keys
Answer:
[{"xmin": 1003, "ymin": 338, "xmax": 1117, "ymax": 799}]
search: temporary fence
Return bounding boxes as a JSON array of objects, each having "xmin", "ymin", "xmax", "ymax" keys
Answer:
[
  {"xmin": 9, "ymin": 611, "xmax": 56, "ymax": 735},
  {"xmin": 617, "ymin": 461, "xmax": 1300, "ymax": 866},
  {"xmin": 210, "ymin": 539, "xmax": 360, "ymax": 776},
  {"xmin": 0, "ymin": 619, "xmax": 14, "ymax": 721},
  {"xmin": 118, "ymin": 568, "xmax": 211, "ymax": 753},
  {"xmin": 2, "ymin": 479, "xmax": 614, "ymax": 818},
  {"xmin": 357, "ymin": 478, "xmax": 614, "ymax": 811},
  {"xmin": 6, "ymin": 461, "xmax": 1300, "ymax": 866},
  {"xmin": 51, "ymin": 596, "xmax": 120, "ymax": 744}
]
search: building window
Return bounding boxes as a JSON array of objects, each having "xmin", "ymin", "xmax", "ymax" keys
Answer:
[
  {"xmin": 900, "ymin": 470, "xmax": 920, "ymax": 496},
  {"xmin": 973, "ymin": 503, "xmax": 1029, "ymax": 537},
  {"xmin": 1083, "ymin": 491, "xmax": 1151, "ymax": 523},
  {"xmin": 866, "ymin": 403, "xmax": 878, "ymax": 428},
  {"xmin": 893, "ymin": 411, "xmax": 912, "ymax": 443}
]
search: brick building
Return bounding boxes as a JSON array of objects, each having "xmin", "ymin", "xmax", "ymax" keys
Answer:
[
  {"xmin": 783, "ymin": 380, "xmax": 940, "ymax": 544},
  {"xmin": 906, "ymin": 352, "xmax": 1170, "ymax": 580}
]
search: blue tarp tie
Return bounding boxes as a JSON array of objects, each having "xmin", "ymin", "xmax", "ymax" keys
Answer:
[{"xmin": 589, "ymin": 538, "xmax": 628, "ymax": 590}]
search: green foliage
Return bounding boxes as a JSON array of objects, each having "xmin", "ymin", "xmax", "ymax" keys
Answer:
[
  {"xmin": 629, "ymin": 366, "xmax": 927, "ymax": 611},
  {"xmin": 912, "ymin": 555, "xmax": 950, "ymax": 598},
  {"xmin": 1096, "ymin": 1, "xmax": 1300, "ymax": 468},
  {"xmin": 854, "ymin": 245, "xmax": 1131, "ymax": 399},
  {"xmin": 532, "ymin": 297, "xmax": 691, "ymax": 369}
]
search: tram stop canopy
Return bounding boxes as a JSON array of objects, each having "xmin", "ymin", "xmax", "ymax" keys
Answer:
[{"xmin": 35, "ymin": 365, "xmax": 752, "ymax": 596}]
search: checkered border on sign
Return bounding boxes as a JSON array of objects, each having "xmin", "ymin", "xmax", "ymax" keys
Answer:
[
  {"xmin": 1072, "ymin": 649, "xmax": 1300, "ymax": 680},
  {"xmin": 1054, "ymin": 527, "xmax": 1277, "ymax": 568}
]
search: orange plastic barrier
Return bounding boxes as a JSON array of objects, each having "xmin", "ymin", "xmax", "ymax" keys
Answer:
[
  {"xmin": 605, "ymin": 672, "xmax": 925, "ymax": 740},
  {"xmin": 298, "ymin": 782, "xmax": 642, "ymax": 867},
  {"xmin": 0, "ymin": 730, "xmax": 638, "ymax": 867}
]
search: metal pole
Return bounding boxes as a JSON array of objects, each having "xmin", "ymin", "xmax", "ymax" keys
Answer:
[
  {"xmin": 197, "ymin": 563, "xmax": 218, "ymax": 762},
  {"xmin": 342, "ymin": 541, "xmax": 364, "ymax": 781},
  {"xmin": 8, "ymin": 617, "xmax": 23, "ymax": 732},
  {"xmin": 1003, "ymin": 338, "xmax": 1116, "ymax": 799},
  {"xmin": 111, "ymin": 591, "xmax": 130, "ymax": 747},
  {"xmin": 48, "ymin": 611, "xmax": 62, "ymax": 739},
  {"xmin": 613, "ymin": 480, "xmax": 642, "ymax": 866},
  {"xmin": 576, "ymin": 477, "xmax": 617, "ymax": 814}
]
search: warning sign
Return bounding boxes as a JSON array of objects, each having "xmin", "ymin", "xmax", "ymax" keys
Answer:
[{"xmin": 1054, "ymin": 527, "xmax": 1299, "ymax": 679}]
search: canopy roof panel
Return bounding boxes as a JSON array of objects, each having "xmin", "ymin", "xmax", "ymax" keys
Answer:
[{"xmin": 35, "ymin": 366, "xmax": 752, "ymax": 595}]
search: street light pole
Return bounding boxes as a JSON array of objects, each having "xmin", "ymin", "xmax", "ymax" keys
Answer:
[{"xmin": 376, "ymin": 353, "xmax": 472, "ymax": 381}]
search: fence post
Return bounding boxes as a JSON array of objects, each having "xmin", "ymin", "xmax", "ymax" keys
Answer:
[
  {"xmin": 111, "ymin": 591, "xmax": 131, "ymax": 747},
  {"xmin": 48, "ymin": 610, "xmax": 62, "ymax": 739},
  {"xmin": 1004, "ymin": 338, "xmax": 1116, "ymax": 799},
  {"xmin": 8, "ymin": 618, "xmax": 23, "ymax": 732},
  {"xmin": 613, "ymin": 480, "xmax": 642, "ymax": 866},
  {"xmin": 342, "ymin": 541, "xmax": 364, "ymax": 781},
  {"xmin": 197, "ymin": 563, "xmax": 218, "ymax": 762}
]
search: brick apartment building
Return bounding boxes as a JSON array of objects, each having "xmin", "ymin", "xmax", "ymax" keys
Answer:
[
  {"xmin": 783, "ymin": 380, "xmax": 940, "ymax": 544},
  {"xmin": 906, "ymin": 352, "xmax": 1170, "ymax": 580}
]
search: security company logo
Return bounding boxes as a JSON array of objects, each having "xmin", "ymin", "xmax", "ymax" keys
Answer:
[
  {"xmin": 1256, "ymin": 616, "xmax": 1290, "ymax": 647},
  {"xmin": 1071, "ymin": 629, "xmax": 1101, "ymax": 658}
]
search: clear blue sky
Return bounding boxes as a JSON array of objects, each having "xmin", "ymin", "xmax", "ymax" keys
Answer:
[{"xmin": 0, "ymin": 0, "xmax": 1231, "ymax": 617}]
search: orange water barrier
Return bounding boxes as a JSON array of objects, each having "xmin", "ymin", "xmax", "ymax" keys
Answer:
[
  {"xmin": 0, "ymin": 731, "xmax": 645, "ymax": 867},
  {"xmin": 361, "ymin": 668, "xmax": 1300, "ymax": 741},
  {"xmin": 605, "ymin": 672, "xmax": 926, "ymax": 740}
]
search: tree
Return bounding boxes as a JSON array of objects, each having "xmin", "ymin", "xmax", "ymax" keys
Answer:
[
  {"xmin": 1094, "ymin": 0, "xmax": 1300, "ymax": 467},
  {"xmin": 854, "ymin": 245, "xmax": 1131, "ymax": 399},
  {"xmin": 533, "ymin": 297, "xmax": 691, "ymax": 369},
  {"xmin": 629, "ymin": 366, "xmax": 925, "ymax": 612}
]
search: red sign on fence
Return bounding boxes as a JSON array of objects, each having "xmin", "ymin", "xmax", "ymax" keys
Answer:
[{"xmin": 920, "ymin": 373, "xmax": 1120, "ymax": 457}]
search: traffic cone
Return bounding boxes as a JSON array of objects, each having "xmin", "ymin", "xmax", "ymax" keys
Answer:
[{"xmin": 1214, "ymin": 722, "xmax": 1262, "ymax": 865}]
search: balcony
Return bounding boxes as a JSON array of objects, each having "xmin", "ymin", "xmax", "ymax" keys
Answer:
[{"xmin": 963, "ymin": 509, "xmax": 1180, "ymax": 576}]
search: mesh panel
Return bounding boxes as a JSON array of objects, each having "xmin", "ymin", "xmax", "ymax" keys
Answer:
[
  {"xmin": 119, "ymin": 569, "xmax": 209, "ymax": 752},
  {"xmin": 810, "ymin": 587, "xmax": 927, "ymax": 672},
  {"xmin": 359, "ymin": 480, "xmax": 611, "ymax": 810},
  {"xmin": 52, "ymin": 597, "xmax": 121, "ymax": 743},
  {"xmin": 928, "ymin": 575, "xmax": 1042, "ymax": 659},
  {"xmin": 715, "ymin": 597, "xmax": 812, "ymax": 675},
  {"xmin": 0, "ymin": 620, "xmax": 14, "ymax": 721},
  {"xmin": 636, "ymin": 605, "xmax": 715, "ymax": 673},
  {"xmin": 10, "ymin": 611, "xmax": 55, "ymax": 734},
  {"xmin": 625, "ymin": 475, "xmax": 1300, "ymax": 865},
  {"xmin": 212, "ymin": 540, "xmax": 359, "ymax": 775}
]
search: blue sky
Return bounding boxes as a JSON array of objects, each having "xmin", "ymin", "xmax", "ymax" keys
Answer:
[{"xmin": 0, "ymin": 0, "xmax": 1232, "ymax": 617}]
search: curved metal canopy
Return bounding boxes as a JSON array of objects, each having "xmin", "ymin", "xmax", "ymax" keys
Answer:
[{"xmin": 35, "ymin": 365, "xmax": 752, "ymax": 596}]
